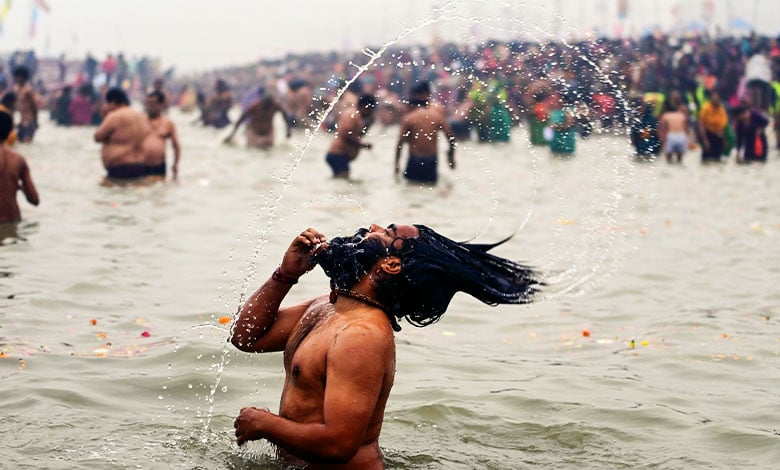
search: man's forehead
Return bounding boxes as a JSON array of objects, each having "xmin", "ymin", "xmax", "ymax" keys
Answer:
[{"xmin": 391, "ymin": 224, "xmax": 419, "ymax": 238}]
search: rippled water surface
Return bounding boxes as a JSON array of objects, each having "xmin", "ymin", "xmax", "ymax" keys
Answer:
[{"xmin": 1, "ymin": 111, "xmax": 779, "ymax": 469}]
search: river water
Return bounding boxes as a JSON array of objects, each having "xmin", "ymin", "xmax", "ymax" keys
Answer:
[{"xmin": 1, "ymin": 111, "xmax": 778, "ymax": 469}]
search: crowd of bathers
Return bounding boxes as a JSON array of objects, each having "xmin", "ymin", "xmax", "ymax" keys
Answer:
[
  {"xmin": 4, "ymin": 33, "xmax": 780, "ymax": 147},
  {"xmin": 174, "ymin": 32, "xmax": 779, "ymax": 161}
]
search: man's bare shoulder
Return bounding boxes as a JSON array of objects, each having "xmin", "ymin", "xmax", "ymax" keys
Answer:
[
  {"xmin": 325, "ymin": 315, "xmax": 395, "ymax": 379},
  {"xmin": 337, "ymin": 110, "xmax": 360, "ymax": 127},
  {"xmin": 161, "ymin": 115, "xmax": 176, "ymax": 130},
  {"xmin": 430, "ymin": 103, "xmax": 447, "ymax": 115},
  {"xmin": 109, "ymin": 108, "xmax": 134, "ymax": 122},
  {"xmin": 1, "ymin": 147, "xmax": 27, "ymax": 172},
  {"xmin": 401, "ymin": 109, "xmax": 422, "ymax": 126},
  {"xmin": 332, "ymin": 313, "xmax": 395, "ymax": 350}
]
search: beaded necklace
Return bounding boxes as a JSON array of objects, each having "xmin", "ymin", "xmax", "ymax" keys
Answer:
[{"xmin": 329, "ymin": 288, "xmax": 387, "ymax": 312}]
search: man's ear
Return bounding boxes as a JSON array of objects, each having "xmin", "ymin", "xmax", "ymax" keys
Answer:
[{"xmin": 379, "ymin": 256, "xmax": 402, "ymax": 275}]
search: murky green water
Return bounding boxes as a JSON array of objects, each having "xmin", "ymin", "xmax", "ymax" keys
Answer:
[{"xmin": 1, "ymin": 112, "xmax": 778, "ymax": 469}]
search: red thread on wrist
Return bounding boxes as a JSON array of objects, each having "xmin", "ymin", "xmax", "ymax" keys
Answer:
[{"xmin": 272, "ymin": 267, "xmax": 298, "ymax": 285}]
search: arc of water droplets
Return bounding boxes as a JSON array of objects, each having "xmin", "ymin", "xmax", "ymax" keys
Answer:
[
  {"xmin": 198, "ymin": 1, "xmax": 655, "ymax": 441},
  {"xmin": 199, "ymin": 2, "xmax": 481, "ymax": 442}
]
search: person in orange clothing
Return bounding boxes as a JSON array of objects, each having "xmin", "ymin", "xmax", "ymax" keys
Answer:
[{"xmin": 698, "ymin": 90, "xmax": 729, "ymax": 162}]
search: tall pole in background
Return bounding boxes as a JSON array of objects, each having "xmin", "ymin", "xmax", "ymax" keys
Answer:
[
  {"xmin": 751, "ymin": 0, "xmax": 759, "ymax": 33},
  {"xmin": 617, "ymin": 0, "xmax": 628, "ymax": 38},
  {"xmin": 553, "ymin": 0, "xmax": 562, "ymax": 39}
]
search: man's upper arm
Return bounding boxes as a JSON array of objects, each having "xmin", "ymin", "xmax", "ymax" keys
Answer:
[
  {"xmin": 94, "ymin": 115, "xmax": 115, "ymax": 142},
  {"xmin": 243, "ymin": 299, "xmax": 314, "ymax": 353},
  {"xmin": 441, "ymin": 115, "xmax": 455, "ymax": 139},
  {"xmin": 19, "ymin": 160, "xmax": 39, "ymax": 205},
  {"xmin": 320, "ymin": 326, "xmax": 392, "ymax": 447},
  {"xmin": 168, "ymin": 120, "xmax": 180, "ymax": 146}
]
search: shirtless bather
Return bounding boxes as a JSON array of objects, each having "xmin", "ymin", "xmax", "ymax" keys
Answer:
[
  {"xmin": 231, "ymin": 223, "xmax": 541, "ymax": 468},
  {"xmin": 142, "ymin": 91, "xmax": 181, "ymax": 178},
  {"xmin": 395, "ymin": 82, "xmax": 456, "ymax": 184},
  {"xmin": 224, "ymin": 92, "xmax": 291, "ymax": 149},
  {"xmin": 94, "ymin": 88, "xmax": 151, "ymax": 179}
]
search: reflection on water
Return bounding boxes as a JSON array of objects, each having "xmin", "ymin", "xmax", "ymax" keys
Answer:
[{"xmin": 0, "ymin": 107, "xmax": 779, "ymax": 469}]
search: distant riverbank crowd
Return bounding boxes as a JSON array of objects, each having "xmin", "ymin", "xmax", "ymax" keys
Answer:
[{"xmin": 1, "ymin": 32, "xmax": 779, "ymax": 221}]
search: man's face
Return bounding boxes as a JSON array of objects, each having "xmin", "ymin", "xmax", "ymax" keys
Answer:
[
  {"xmin": 316, "ymin": 224, "xmax": 418, "ymax": 289},
  {"xmin": 145, "ymin": 97, "xmax": 162, "ymax": 117}
]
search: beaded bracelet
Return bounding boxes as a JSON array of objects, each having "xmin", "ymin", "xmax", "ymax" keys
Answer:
[{"xmin": 272, "ymin": 267, "xmax": 299, "ymax": 285}]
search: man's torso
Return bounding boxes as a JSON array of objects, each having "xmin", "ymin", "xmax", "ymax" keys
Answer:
[
  {"xmin": 329, "ymin": 113, "xmax": 364, "ymax": 159},
  {"xmin": 246, "ymin": 103, "xmax": 278, "ymax": 136},
  {"xmin": 403, "ymin": 107, "xmax": 445, "ymax": 156},
  {"xmin": 14, "ymin": 84, "xmax": 36, "ymax": 125},
  {"xmin": 142, "ymin": 115, "xmax": 172, "ymax": 165},
  {"xmin": 0, "ymin": 148, "xmax": 25, "ymax": 222},
  {"xmin": 101, "ymin": 108, "xmax": 150, "ymax": 168},
  {"xmin": 278, "ymin": 297, "xmax": 394, "ymax": 469},
  {"xmin": 662, "ymin": 111, "xmax": 687, "ymax": 132}
]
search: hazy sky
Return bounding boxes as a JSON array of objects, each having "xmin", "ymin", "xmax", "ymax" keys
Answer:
[{"xmin": 1, "ymin": 0, "xmax": 778, "ymax": 72}]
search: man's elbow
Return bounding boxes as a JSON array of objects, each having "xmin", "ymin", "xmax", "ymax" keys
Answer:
[{"xmin": 315, "ymin": 440, "xmax": 362, "ymax": 464}]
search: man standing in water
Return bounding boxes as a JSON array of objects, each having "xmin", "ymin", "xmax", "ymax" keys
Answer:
[
  {"xmin": 395, "ymin": 82, "xmax": 456, "ymax": 184},
  {"xmin": 324, "ymin": 94, "xmax": 376, "ymax": 179},
  {"xmin": 231, "ymin": 224, "xmax": 541, "ymax": 468},
  {"xmin": 203, "ymin": 79, "xmax": 233, "ymax": 129},
  {"xmin": 94, "ymin": 88, "xmax": 150, "ymax": 179},
  {"xmin": 223, "ymin": 90, "xmax": 291, "ymax": 149},
  {"xmin": 142, "ymin": 91, "xmax": 181, "ymax": 179},
  {"xmin": 12, "ymin": 66, "xmax": 38, "ymax": 143},
  {"xmin": 0, "ymin": 111, "xmax": 39, "ymax": 223},
  {"xmin": 659, "ymin": 102, "xmax": 689, "ymax": 164}
]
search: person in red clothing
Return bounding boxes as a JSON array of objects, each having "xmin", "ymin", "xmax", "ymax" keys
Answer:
[
  {"xmin": 102, "ymin": 54, "xmax": 117, "ymax": 86},
  {"xmin": 733, "ymin": 104, "xmax": 769, "ymax": 163},
  {"xmin": 68, "ymin": 85, "xmax": 94, "ymax": 126}
]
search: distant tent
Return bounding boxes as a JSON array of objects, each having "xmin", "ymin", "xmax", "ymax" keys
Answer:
[
  {"xmin": 639, "ymin": 26, "xmax": 655, "ymax": 38},
  {"xmin": 729, "ymin": 17, "xmax": 753, "ymax": 33},
  {"xmin": 686, "ymin": 20, "xmax": 707, "ymax": 33}
]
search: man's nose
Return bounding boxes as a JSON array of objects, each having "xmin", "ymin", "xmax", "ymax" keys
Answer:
[{"xmin": 368, "ymin": 224, "xmax": 382, "ymax": 232}]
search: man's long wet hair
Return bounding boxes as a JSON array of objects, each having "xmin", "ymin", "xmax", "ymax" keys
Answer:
[{"xmin": 380, "ymin": 225, "xmax": 542, "ymax": 331}]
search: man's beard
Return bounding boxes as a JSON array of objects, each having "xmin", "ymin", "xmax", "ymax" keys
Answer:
[{"xmin": 315, "ymin": 228, "xmax": 388, "ymax": 290}]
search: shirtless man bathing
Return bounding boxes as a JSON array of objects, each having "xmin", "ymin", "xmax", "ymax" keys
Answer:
[
  {"xmin": 94, "ymin": 88, "xmax": 150, "ymax": 179},
  {"xmin": 0, "ymin": 111, "xmax": 39, "ymax": 223},
  {"xmin": 324, "ymin": 94, "xmax": 376, "ymax": 179},
  {"xmin": 224, "ymin": 90, "xmax": 291, "ymax": 149},
  {"xmin": 659, "ymin": 95, "xmax": 689, "ymax": 164},
  {"xmin": 231, "ymin": 224, "xmax": 541, "ymax": 468},
  {"xmin": 143, "ymin": 91, "xmax": 181, "ymax": 178},
  {"xmin": 395, "ymin": 82, "xmax": 456, "ymax": 184},
  {"xmin": 12, "ymin": 66, "xmax": 38, "ymax": 144}
]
